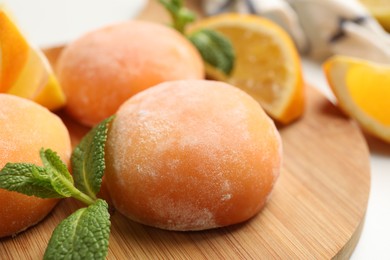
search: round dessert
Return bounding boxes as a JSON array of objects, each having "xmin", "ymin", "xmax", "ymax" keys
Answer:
[
  {"xmin": 0, "ymin": 94, "xmax": 72, "ymax": 238},
  {"xmin": 56, "ymin": 20, "xmax": 205, "ymax": 127},
  {"xmin": 104, "ymin": 80, "xmax": 282, "ymax": 231}
]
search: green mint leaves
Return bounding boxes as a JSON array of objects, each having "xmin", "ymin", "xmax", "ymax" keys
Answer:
[
  {"xmin": 159, "ymin": 0, "xmax": 195, "ymax": 33},
  {"xmin": 0, "ymin": 149, "xmax": 75, "ymax": 199},
  {"xmin": 43, "ymin": 199, "xmax": 110, "ymax": 260},
  {"xmin": 0, "ymin": 163, "xmax": 66, "ymax": 199},
  {"xmin": 0, "ymin": 148, "xmax": 94, "ymax": 205},
  {"xmin": 40, "ymin": 149, "xmax": 74, "ymax": 198},
  {"xmin": 71, "ymin": 116, "xmax": 114, "ymax": 199},
  {"xmin": 188, "ymin": 29, "xmax": 235, "ymax": 75},
  {"xmin": 0, "ymin": 116, "xmax": 114, "ymax": 259},
  {"xmin": 159, "ymin": 0, "xmax": 235, "ymax": 76}
]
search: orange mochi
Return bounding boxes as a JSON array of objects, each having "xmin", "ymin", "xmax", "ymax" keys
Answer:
[
  {"xmin": 104, "ymin": 80, "xmax": 282, "ymax": 231},
  {"xmin": 0, "ymin": 94, "xmax": 72, "ymax": 238},
  {"xmin": 56, "ymin": 20, "xmax": 205, "ymax": 127}
]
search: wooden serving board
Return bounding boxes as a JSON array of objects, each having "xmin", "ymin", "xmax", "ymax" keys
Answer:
[{"xmin": 0, "ymin": 1, "xmax": 370, "ymax": 259}]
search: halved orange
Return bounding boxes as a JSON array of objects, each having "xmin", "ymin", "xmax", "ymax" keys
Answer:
[
  {"xmin": 323, "ymin": 55, "xmax": 390, "ymax": 143},
  {"xmin": 188, "ymin": 13, "xmax": 305, "ymax": 124}
]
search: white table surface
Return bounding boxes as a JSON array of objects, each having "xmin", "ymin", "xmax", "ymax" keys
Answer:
[{"xmin": 3, "ymin": 0, "xmax": 390, "ymax": 258}]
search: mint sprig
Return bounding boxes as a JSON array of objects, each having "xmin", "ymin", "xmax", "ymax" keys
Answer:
[
  {"xmin": 159, "ymin": 0, "xmax": 195, "ymax": 33},
  {"xmin": 159, "ymin": 0, "xmax": 236, "ymax": 76},
  {"xmin": 0, "ymin": 163, "xmax": 65, "ymax": 198},
  {"xmin": 0, "ymin": 116, "xmax": 114, "ymax": 259},
  {"xmin": 0, "ymin": 149, "xmax": 78, "ymax": 200}
]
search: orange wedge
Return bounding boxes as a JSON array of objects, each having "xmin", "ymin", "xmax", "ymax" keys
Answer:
[
  {"xmin": 323, "ymin": 55, "xmax": 390, "ymax": 143},
  {"xmin": 0, "ymin": 6, "xmax": 29, "ymax": 93},
  {"xmin": 0, "ymin": 5, "xmax": 65, "ymax": 110},
  {"xmin": 188, "ymin": 13, "xmax": 304, "ymax": 124}
]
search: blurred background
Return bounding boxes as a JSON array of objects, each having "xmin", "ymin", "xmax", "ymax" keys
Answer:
[{"xmin": 1, "ymin": 0, "xmax": 146, "ymax": 47}]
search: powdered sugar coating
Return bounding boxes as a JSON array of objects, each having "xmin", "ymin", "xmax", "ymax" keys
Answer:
[
  {"xmin": 0, "ymin": 94, "xmax": 71, "ymax": 167},
  {"xmin": 105, "ymin": 80, "xmax": 282, "ymax": 230},
  {"xmin": 56, "ymin": 20, "xmax": 204, "ymax": 126},
  {"xmin": 0, "ymin": 94, "xmax": 72, "ymax": 237}
]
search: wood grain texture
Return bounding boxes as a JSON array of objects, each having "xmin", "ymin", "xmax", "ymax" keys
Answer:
[{"xmin": 0, "ymin": 0, "xmax": 370, "ymax": 259}]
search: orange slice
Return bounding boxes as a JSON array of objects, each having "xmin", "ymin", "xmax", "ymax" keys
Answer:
[
  {"xmin": 0, "ymin": 5, "xmax": 65, "ymax": 110},
  {"xmin": 323, "ymin": 55, "xmax": 390, "ymax": 143},
  {"xmin": 188, "ymin": 13, "xmax": 305, "ymax": 124}
]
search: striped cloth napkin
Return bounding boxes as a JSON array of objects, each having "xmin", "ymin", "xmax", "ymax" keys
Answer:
[{"xmin": 202, "ymin": 0, "xmax": 390, "ymax": 63}]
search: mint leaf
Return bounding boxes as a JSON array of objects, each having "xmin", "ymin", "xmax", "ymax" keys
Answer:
[
  {"xmin": 0, "ymin": 163, "xmax": 66, "ymax": 198},
  {"xmin": 40, "ymin": 149, "xmax": 74, "ymax": 197},
  {"xmin": 0, "ymin": 149, "xmax": 94, "ymax": 204},
  {"xmin": 71, "ymin": 116, "xmax": 114, "ymax": 199},
  {"xmin": 188, "ymin": 29, "xmax": 235, "ymax": 75},
  {"xmin": 40, "ymin": 149, "xmax": 73, "ymax": 183},
  {"xmin": 159, "ymin": 0, "xmax": 195, "ymax": 33},
  {"xmin": 44, "ymin": 199, "xmax": 110, "ymax": 260}
]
